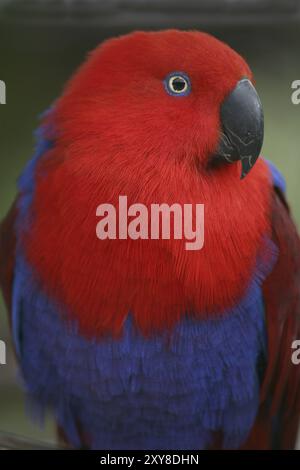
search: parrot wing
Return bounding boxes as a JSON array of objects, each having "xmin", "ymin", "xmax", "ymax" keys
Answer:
[{"xmin": 245, "ymin": 173, "xmax": 300, "ymax": 449}]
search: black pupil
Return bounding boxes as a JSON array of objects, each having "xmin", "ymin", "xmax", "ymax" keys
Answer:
[{"xmin": 172, "ymin": 77, "xmax": 186, "ymax": 91}]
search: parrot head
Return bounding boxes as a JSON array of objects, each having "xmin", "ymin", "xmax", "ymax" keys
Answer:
[{"xmin": 55, "ymin": 29, "xmax": 264, "ymax": 180}]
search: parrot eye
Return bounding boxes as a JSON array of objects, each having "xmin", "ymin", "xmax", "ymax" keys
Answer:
[{"xmin": 164, "ymin": 72, "xmax": 191, "ymax": 97}]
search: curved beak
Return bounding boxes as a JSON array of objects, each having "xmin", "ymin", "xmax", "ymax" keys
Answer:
[{"xmin": 214, "ymin": 79, "xmax": 264, "ymax": 179}]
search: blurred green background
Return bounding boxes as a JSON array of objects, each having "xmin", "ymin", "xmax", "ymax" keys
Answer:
[{"xmin": 0, "ymin": 16, "xmax": 300, "ymax": 444}]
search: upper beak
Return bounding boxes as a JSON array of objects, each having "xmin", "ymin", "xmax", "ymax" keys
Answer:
[{"xmin": 214, "ymin": 78, "xmax": 264, "ymax": 179}]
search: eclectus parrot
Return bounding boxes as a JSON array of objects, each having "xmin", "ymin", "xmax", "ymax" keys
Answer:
[{"xmin": 1, "ymin": 30, "xmax": 300, "ymax": 450}]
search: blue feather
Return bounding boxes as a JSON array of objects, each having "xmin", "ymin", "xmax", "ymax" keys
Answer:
[{"xmin": 264, "ymin": 158, "xmax": 286, "ymax": 194}]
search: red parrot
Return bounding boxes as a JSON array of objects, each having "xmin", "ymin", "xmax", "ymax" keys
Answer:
[{"xmin": 1, "ymin": 30, "xmax": 300, "ymax": 450}]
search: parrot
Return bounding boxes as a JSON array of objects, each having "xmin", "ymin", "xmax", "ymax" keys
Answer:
[{"xmin": 1, "ymin": 29, "xmax": 300, "ymax": 450}]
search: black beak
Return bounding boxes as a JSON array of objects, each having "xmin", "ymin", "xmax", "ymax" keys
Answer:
[{"xmin": 214, "ymin": 78, "xmax": 264, "ymax": 179}]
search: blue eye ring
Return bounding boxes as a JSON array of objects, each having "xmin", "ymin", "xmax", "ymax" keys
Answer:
[{"xmin": 164, "ymin": 72, "xmax": 191, "ymax": 97}]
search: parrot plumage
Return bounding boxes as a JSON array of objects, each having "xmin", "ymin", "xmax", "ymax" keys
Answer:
[{"xmin": 1, "ymin": 30, "xmax": 300, "ymax": 449}]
